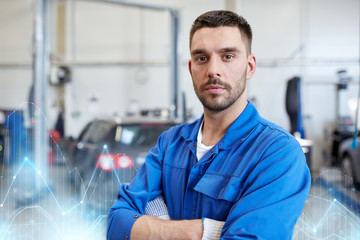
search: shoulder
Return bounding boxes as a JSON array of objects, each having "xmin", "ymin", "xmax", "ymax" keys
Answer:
[
  {"xmin": 257, "ymin": 117, "xmax": 299, "ymax": 146},
  {"xmin": 244, "ymin": 117, "xmax": 310, "ymax": 187},
  {"xmin": 258, "ymin": 117, "xmax": 293, "ymax": 139},
  {"xmin": 240, "ymin": 116, "xmax": 304, "ymax": 166}
]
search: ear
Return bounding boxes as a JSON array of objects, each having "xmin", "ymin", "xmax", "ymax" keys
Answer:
[
  {"xmin": 246, "ymin": 54, "xmax": 256, "ymax": 80},
  {"xmin": 188, "ymin": 60, "xmax": 192, "ymax": 76}
]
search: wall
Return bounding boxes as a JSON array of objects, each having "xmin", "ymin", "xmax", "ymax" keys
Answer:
[
  {"xmin": 62, "ymin": 0, "xmax": 224, "ymax": 136},
  {"xmin": 0, "ymin": 0, "xmax": 359, "ymax": 172},
  {"xmin": 0, "ymin": 0, "xmax": 33, "ymax": 111},
  {"xmin": 238, "ymin": 0, "xmax": 359, "ymax": 171}
]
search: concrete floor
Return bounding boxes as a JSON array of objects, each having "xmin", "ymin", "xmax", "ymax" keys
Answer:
[{"xmin": 1, "ymin": 162, "xmax": 360, "ymax": 240}]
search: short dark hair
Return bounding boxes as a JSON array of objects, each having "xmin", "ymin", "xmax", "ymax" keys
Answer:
[{"xmin": 189, "ymin": 10, "xmax": 253, "ymax": 54}]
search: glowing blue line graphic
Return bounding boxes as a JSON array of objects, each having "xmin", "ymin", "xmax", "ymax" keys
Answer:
[
  {"xmin": 1, "ymin": 104, "xmax": 360, "ymax": 239},
  {"xmin": 0, "ymin": 103, "xmax": 109, "ymax": 239},
  {"xmin": 293, "ymin": 169, "xmax": 360, "ymax": 239},
  {"xmin": 1, "ymin": 157, "xmax": 81, "ymax": 216}
]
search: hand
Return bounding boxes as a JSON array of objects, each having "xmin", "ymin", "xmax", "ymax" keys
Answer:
[{"xmin": 131, "ymin": 215, "xmax": 203, "ymax": 240}]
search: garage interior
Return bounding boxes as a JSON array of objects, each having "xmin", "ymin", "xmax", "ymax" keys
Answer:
[{"xmin": 0, "ymin": 0, "xmax": 360, "ymax": 239}]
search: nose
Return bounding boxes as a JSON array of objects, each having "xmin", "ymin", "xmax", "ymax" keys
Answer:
[{"xmin": 207, "ymin": 57, "xmax": 221, "ymax": 78}]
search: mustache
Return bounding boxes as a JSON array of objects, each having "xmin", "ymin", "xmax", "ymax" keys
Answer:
[{"xmin": 201, "ymin": 78, "xmax": 231, "ymax": 89}]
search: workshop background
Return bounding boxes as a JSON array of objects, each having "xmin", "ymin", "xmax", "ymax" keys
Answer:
[{"xmin": 0, "ymin": 0, "xmax": 360, "ymax": 239}]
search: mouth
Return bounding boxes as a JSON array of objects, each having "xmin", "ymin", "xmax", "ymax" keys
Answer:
[{"xmin": 204, "ymin": 84, "xmax": 226, "ymax": 94}]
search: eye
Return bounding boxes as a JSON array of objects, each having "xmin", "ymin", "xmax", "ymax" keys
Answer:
[
  {"xmin": 195, "ymin": 56, "xmax": 208, "ymax": 62},
  {"xmin": 223, "ymin": 54, "xmax": 234, "ymax": 60}
]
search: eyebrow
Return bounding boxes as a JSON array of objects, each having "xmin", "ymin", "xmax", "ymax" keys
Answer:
[
  {"xmin": 191, "ymin": 47, "xmax": 241, "ymax": 56},
  {"xmin": 220, "ymin": 47, "xmax": 240, "ymax": 53},
  {"xmin": 191, "ymin": 49, "xmax": 206, "ymax": 56}
]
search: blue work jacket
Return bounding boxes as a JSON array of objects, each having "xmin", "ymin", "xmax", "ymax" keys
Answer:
[{"xmin": 107, "ymin": 101, "xmax": 311, "ymax": 239}]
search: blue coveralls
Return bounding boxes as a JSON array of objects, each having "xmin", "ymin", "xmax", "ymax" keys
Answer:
[{"xmin": 107, "ymin": 101, "xmax": 311, "ymax": 239}]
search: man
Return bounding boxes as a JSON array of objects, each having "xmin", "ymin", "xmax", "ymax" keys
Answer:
[{"xmin": 107, "ymin": 10, "xmax": 311, "ymax": 239}]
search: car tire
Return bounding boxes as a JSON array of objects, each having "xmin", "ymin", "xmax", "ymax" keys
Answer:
[
  {"xmin": 70, "ymin": 168, "xmax": 83, "ymax": 194},
  {"xmin": 80, "ymin": 169, "xmax": 113, "ymax": 216},
  {"xmin": 80, "ymin": 171, "xmax": 96, "ymax": 210},
  {"xmin": 79, "ymin": 173, "xmax": 99, "ymax": 216},
  {"xmin": 354, "ymin": 180, "xmax": 360, "ymax": 191},
  {"xmin": 341, "ymin": 154, "xmax": 360, "ymax": 190}
]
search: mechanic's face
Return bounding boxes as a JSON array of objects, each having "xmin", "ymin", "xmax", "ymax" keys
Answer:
[{"xmin": 189, "ymin": 26, "xmax": 256, "ymax": 112}]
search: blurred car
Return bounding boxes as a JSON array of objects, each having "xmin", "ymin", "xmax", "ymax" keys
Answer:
[
  {"xmin": 338, "ymin": 137, "xmax": 360, "ymax": 190},
  {"xmin": 67, "ymin": 116, "xmax": 178, "ymax": 212}
]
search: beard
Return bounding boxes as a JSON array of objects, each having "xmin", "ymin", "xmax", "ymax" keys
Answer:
[{"xmin": 193, "ymin": 71, "xmax": 247, "ymax": 112}]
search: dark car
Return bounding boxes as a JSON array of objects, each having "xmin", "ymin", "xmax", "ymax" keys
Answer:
[
  {"xmin": 67, "ymin": 116, "xmax": 177, "ymax": 212},
  {"xmin": 338, "ymin": 137, "xmax": 360, "ymax": 190}
]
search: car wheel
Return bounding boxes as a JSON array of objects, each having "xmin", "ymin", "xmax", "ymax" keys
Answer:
[
  {"xmin": 79, "ymin": 173, "xmax": 98, "ymax": 216},
  {"xmin": 80, "ymin": 169, "xmax": 109, "ymax": 215},
  {"xmin": 80, "ymin": 171, "xmax": 96, "ymax": 211},
  {"xmin": 70, "ymin": 169, "xmax": 83, "ymax": 194},
  {"xmin": 341, "ymin": 154, "xmax": 360, "ymax": 190},
  {"xmin": 354, "ymin": 180, "xmax": 360, "ymax": 191}
]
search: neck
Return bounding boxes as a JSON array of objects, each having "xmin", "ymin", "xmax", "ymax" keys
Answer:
[{"xmin": 201, "ymin": 97, "xmax": 248, "ymax": 146}]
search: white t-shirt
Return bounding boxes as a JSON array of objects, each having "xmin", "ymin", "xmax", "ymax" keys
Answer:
[{"xmin": 196, "ymin": 121, "xmax": 214, "ymax": 160}]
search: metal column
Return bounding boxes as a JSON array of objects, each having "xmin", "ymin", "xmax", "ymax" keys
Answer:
[
  {"xmin": 33, "ymin": 0, "xmax": 50, "ymax": 189},
  {"xmin": 170, "ymin": 9, "xmax": 181, "ymax": 118}
]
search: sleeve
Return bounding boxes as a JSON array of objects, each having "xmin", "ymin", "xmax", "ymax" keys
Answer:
[
  {"xmin": 202, "ymin": 218, "xmax": 225, "ymax": 240},
  {"xmin": 106, "ymin": 133, "xmax": 166, "ymax": 240},
  {"xmin": 220, "ymin": 136, "xmax": 311, "ymax": 240},
  {"xmin": 144, "ymin": 195, "xmax": 170, "ymax": 220}
]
